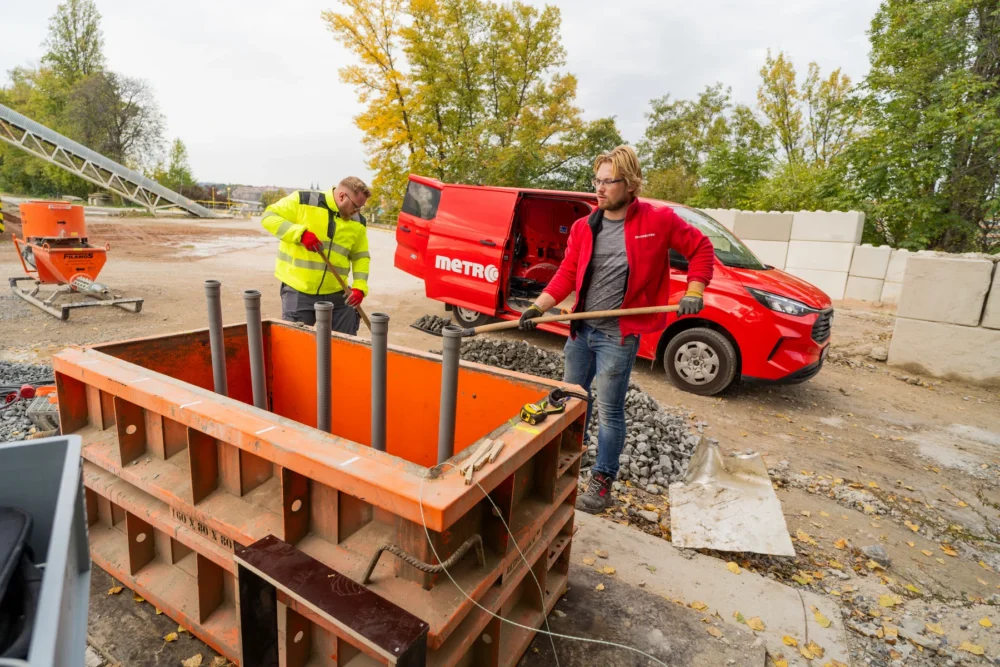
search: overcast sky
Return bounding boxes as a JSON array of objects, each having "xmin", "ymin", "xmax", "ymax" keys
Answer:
[{"xmin": 2, "ymin": 0, "xmax": 881, "ymax": 189}]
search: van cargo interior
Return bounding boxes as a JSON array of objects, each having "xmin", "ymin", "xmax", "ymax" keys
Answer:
[{"xmin": 506, "ymin": 196, "xmax": 592, "ymax": 314}]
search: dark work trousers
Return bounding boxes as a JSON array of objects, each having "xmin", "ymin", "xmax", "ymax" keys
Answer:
[{"xmin": 279, "ymin": 283, "xmax": 360, "ymax": 336}]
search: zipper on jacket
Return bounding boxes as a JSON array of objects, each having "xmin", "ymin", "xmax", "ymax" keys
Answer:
[{"xmin": 314, "ymin": 207, "xmax": 337, "ymax": 296}]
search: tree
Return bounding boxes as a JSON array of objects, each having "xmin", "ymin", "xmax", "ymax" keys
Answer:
[
  {"xmin": 757, "ymin": 50, "xmax": 803, "ymax": 163},
  {"xmin": 640, "ymin": 84, "xmax": 730, "ymax": 176},
  {"xmin": 849, "ymin": 0, "xmax": 1000, "ymax": 252},
  {"xmin": 536, "ymin": 117, "xmax": 624, "ymax": 192},
  {"xmin": 802, "ymin": 64, "xmax": 857, "ymax": 167},
  {"xmin": 41, "ymin": 0, "xmax": 105, "ymax": 85},
  {"xmin": 694, "ymin": 106, "xmax": 774, "ymax": 209},
  {"xmin": 260, "ymin": 189, "xmax": 288, "ymax": 208},
  {"xmin": 151, "ymin": 139, "xmax": 196, "ymax": 193}
]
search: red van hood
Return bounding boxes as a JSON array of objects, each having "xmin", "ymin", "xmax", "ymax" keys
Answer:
[{"xmin": 727, "ymin": 267, "xmax": 832, "ymax": 310}]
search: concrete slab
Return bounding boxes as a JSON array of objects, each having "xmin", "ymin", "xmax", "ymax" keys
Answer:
[
  {"xmin": 785, "ymin": 241, "xmax": 855, "ymax": 273},
  {"xmin": 790, "ymin": 211, "xmax": 864, "ymax": 244},
  {"xmin": 880, "ymin": 281, "xmax": 903, "ymax": 304},
  {"xmin": 897, "ymin": 255, "xmax": 994, "ymax": 326},
  {"xmin": 785, "ymin": 267, "xmax": 848, "ymax": 300},
  {"xmin": 701, "ymin": 208, "xmax": 737, "ymax": 231},
  {"xmin": 743, "ymin": 240, "xmax": 788, "ymax": 269},
  {"xmin": 570, "ymin": 512, "xmax": 851, "ymax": 665},
  {"xmin": 888, "ymin": 317, "xmax": 1000, "ymax": 386},
  {"xmin": 733, "ymin": 212, "xmax": 794, "ymax": 242},
  {"xmin": 884, "ymin": 249, "xmax": 910, "ymax": 283},
  {"xmin": 845, "ymin": 276, "xmax": 884, "ymax": 302},
  {"xmin": 981, "ymin": 265, "xmax": 1000, "ymax": 330},
  {"xmin": 849, "ymin": 244, "xmax": 892, "ymax": 279}
]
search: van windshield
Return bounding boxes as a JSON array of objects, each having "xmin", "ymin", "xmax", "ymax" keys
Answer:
[{"xmin": 670, "ymin": 206, "xmax": 768, "ymax": 270}]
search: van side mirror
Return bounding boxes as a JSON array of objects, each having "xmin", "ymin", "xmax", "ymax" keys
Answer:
[{"xmin": 669, "ymin": 249, "xmax": 689, "ymax": 271}]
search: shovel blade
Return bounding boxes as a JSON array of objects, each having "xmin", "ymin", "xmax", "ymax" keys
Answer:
[{"xmin": 669, "ymin": 438, "xmax": 795, "ymax": 557}]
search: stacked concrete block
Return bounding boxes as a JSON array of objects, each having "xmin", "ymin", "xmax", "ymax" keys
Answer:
[
  {"xmin": 733, "ymin": 211, "xmax": 794, "ymax": 242},
  {"xmin": 700, "ymin": 208, "xmax": 738, "ymax": 231},
  {"xmin": 781, "ymin": 211, "xmax": 865, "ymax": 300},
  {"xmin": 888, "ymin": 254, "xmax": 1000, "ymax": 386},
  {"xmin": 879, "ymin": 249, "xmax": 910, "ymax": 303},
  {"xmin": 743, "ymin": 240, "xmax": 788, "ymax": 269},
  {"xmin": 784, "ymin": 268, "xmax": 849, "ymax": 301},
  {"xmin": 790, "ymin": 211, "xmax": 865, "ymax": 244},
  {"xmin": 845, "ymin": 244, "xmax": 892, "ymax": 301}
]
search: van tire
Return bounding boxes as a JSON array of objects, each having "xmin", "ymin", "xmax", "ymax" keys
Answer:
[
  {"xmin": 663, "ymin": 328, "xmax": 737, "ymax": 396},
  {"xmin": 453, "ymin": 306, "xmax": 491, "ymax": 328}
]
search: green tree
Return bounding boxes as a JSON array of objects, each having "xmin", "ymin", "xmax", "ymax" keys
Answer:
[
  {"xmin": 757, "ymin": 50, "xmax": 803, "ymax": 163},
  {"xmin": 536, "ymin": 117, "xmax": 624, "ymax": 192},
  {"xmin": 850, "ymin": 0, "xmax": 1000, "ymax": 251},
  {"xmin": 693, "ymin": 106, "xmax": 773, "ymax": 209},
  {"xmin": 260, "ymin": 189, "xmax": 288, "ymax": 208},
  {"xmin": 151, "ymin": 138, "xmax": 196, "ymax": 193},
  {"xmin": 802, "ymin": 64, "xmax": 857, "ymax": 167},
  {"xmin": 41, "ymin": 0, "xmax": 106, "ymax": 85}
]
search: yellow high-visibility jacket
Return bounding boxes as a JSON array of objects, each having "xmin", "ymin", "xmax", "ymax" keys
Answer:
[{"xmin": 261, "ymin": 189, "xmax": 370, "ymax": 296}]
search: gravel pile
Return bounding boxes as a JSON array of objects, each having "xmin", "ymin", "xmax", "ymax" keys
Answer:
[
  {"xmin": 412, "ymin": 314, "xmax": 452, "ymax": 335},
  {"xmin": 453, "ymin": 338, "xmax": 703, "ymax": 492},
  {"xmin": 0, "ymin": 361, "xmax": 54, "ymax": 443}
]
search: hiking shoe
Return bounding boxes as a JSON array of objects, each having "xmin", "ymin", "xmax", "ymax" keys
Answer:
[{"xmin": 576, "ymin": 472, "xmax": 613, "ymax": 514}]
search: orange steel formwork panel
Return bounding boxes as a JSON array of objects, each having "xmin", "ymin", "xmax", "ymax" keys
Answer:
[{"xmin": 55, "ymin": 320, "xmax": 586, "ymax": 667}]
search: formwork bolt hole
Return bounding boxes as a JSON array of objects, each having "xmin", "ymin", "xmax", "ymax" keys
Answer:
[
  {"xmin": 291, "ymin": 500, "xmax": 302, "ymax": 513},
  {"xmin": 293, "ymin": 631, "xmax": 304, "ymax": 644},
  {"xmin": 482, "ymin": 634, "xmax": 493, "ymax": 645},
  {"xmin": 136, "ymin": 533, "xmax": 146, "ymax": 543},
  {"xmin": 126, "ymin": 424, "xmax": 137, "ymax": 435}
]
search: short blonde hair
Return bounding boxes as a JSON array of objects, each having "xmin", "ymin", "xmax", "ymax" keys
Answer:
[
  {"xmin": 593, "ymin": 145, "xmax": 643, "ymax": 196},
  {"xmin": 339, "ymin": 176, "xmax": 371, "ymax": 198}
]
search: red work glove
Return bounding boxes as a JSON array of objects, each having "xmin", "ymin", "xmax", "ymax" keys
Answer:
[
  {"xmin": 300, "ymin": 230, "xmax": 323, "ymax": 252},
  {"xmin": 346, "ymin": 288, "xmax": 364, "ymax": 307}
]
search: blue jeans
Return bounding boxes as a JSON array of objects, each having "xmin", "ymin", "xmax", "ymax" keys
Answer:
[{"xmin": 563, "ymin": 324, "xmax": 640, "ymax": 480}]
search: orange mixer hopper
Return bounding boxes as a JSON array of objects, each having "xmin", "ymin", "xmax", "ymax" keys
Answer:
[{"xmin": 10, "ymin": 201, "xmax": 142, "ymax": 320}]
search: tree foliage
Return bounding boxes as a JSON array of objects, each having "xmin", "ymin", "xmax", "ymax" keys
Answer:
[
  {"xmin": 260, "ymin": 189, "xmax": 288, "ymax": 208},
  {"xmin": 42, "ymin": 0, "xmax": 106, "ymax": 84}
]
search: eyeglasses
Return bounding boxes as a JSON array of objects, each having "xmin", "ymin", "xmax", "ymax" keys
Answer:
[
  {"xmin": 342, "ymin": 190, "xmax": 365, "ymax": 211},
  {"xmin": 592, "ymin": 178, "xmax": 623, "ymax": 189}
]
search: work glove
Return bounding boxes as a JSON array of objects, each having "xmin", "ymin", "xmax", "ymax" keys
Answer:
[
  {"xmin": 346, "ymin": 288, "xmax": 364, "ymax": 308},
  {"xmin": 519, "ymin": 305, "xmax": 544, "ymax": 331},
  {"xmin": 301, "ymin": 230, "xmax": 323, "ymax": 252},
  {"xmin": 678, "ymin": 288, "xmax": 704, "ymax": 315}
]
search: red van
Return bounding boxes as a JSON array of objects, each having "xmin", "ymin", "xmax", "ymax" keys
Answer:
[{"xmin": 394, "ymin": 175, "xmax": 833, "ymax": 395}]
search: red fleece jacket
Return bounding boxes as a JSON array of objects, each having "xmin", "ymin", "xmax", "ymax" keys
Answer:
[{"xmin": 543, "ymin": 198, "xmax": 715, "ymax": 338}]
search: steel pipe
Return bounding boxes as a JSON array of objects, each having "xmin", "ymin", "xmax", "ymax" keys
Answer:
[
  {"xmin": 204, "ymin": 280, "xmax": 228, "ymax": 396},
  {"xmin": 244, "ymin": 290, "xmax": 267, "ymax": 410},
  {"xmin": 315, "ymin": 302, "xmax": 333, "ymax": 433},
  {"xmin": 370, "ymin": 312, "xmax": 390, "ymax": 452},
  {"xmin": 437, "ymin": 325, "xmax": 463, "ymax": 463}
]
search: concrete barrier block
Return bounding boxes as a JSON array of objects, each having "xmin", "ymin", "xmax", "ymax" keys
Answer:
[
  {"xmin": 785, "ymin": 267, "xmax": 848, "ymax": 300},
  {"xmin": 849, "ymin": 244, "xmax": 892, "ymax": 279},
  {"xmin": 845, "ymin": 276, "xmax": 884, "ymax": 301},
  {"xmin": 884, "ymin": 249, "xmax": 910, "ymax": 283},
  {"xmin": 790, "ymin": 211, "xmax": 865, "ymax": 244},
  {"xmin": 897, "ymin": 255, "xmax": 993, "ymax": 326},
  {"xmin": 982, "ymin": 266, "xmax": 1000, "ymax": 330},
  {"xmin": 702, "ymin": 208, "xmax": 737, "ymax": 231},
  {"xmin": 786, "ymin": 241, "xmax": 856, "ymax": 272},
  {"xmin": 880, "ymin": 281, "xmax": 903, "ymax": 303},
  {"xmin": 733, "ymin": 212, "xmax": 794, "ymax": 242},
  {"xmin": 888, "ymin": 318, "xmax": 1000, "ymax": 386},
  {"xmin": 744, "ymin": 240, "xmax": 788, "ymax": 269}
]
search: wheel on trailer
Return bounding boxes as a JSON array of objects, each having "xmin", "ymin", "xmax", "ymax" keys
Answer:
[
  {"xmin": 452, "ymin": 306, "xmax": 491, "ymax": 328},
  {"xmin": 663, "ymin": 327, "xmax": 738, "ymax": 396}
]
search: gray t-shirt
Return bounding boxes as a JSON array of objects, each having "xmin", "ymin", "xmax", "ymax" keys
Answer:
[{"xmin": 583, "ymin": 216, "xmax": 627, "ymax": 335}]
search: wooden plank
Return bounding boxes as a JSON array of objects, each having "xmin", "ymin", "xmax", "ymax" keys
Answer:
[
  {"xmin": 281, "ymin": 467, "xmax": 310, "ymax": 545},
  {"xmin": 187, "ymin": 428, "xmax": 219, "ymax": 504},
  {"xmin": 197, "ymin": 554, "xmax": 225, "ymax": 624},
  {"xmin": 125, "ymin": 512, "xmax": 155, "ymax": 576},
  {"xmin": 113, "ymin": 396, "xmax": 146, "ymax": 467}
]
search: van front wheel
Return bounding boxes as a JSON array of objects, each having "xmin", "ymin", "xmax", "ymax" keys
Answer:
[
  {"xmin": 453, "ymin": 306, "xmax": 491, "ymax": 328},
  {"xmin": 663, "ymin": 328, "xmax": 737, "ymax": 396}
]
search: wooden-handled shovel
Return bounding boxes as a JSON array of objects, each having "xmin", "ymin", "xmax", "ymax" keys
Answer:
[
  {"xmin": 460, "ymin": 305, "xmax": 680, "ymax": 337},
  {"xmin": 316, "ymin": 249, "xmax": 372, "ymax": 331}
]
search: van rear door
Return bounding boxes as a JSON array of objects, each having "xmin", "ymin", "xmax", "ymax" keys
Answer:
[
  {"xmin": 423, "ymin": 185, "xmax": 518, "ymax": 315},
  {"xmin": 394, "ymin": 176, "xmax": 442, "ymax": 280}
]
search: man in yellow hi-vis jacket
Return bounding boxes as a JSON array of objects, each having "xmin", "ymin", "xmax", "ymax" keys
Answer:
[{"xmin": 261, "ymin": 176, "xmax": 371, "ymax": 335}]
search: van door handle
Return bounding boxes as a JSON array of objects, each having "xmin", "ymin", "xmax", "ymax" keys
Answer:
[
  {"xmin": 479, "ymin": 239, "xmax": 497, "ymax": 247},
  {"xmin": 399, "ymin": 225, "xmax": 411, "ymax": 232}
]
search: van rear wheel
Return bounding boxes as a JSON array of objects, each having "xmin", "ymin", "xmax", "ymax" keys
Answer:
[
  {"xmin": 664, "ymin": 328, "xmax": 737, "ymax": 396},
  {"xmin": 453, "ymin": 306, "xmax": 491, "ymax": 328}
]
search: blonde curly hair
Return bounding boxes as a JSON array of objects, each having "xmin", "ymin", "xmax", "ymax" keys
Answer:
[{"xmin": 593, "ymin": 145, "xmax": 643, "ymax": 196}]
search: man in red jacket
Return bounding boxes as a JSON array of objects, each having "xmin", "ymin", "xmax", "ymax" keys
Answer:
[{"xmin": 519, "ymin": 146, "xmax": 715, "ymax": 513}]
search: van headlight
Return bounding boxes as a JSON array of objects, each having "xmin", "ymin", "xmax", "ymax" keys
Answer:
[{"xmin": 747, "ymin": 288, "xmax": 814, "ymax": 316}]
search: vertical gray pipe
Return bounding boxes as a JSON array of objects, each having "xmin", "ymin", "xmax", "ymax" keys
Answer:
[
  {"xmin": 204, "ymin": 280, "xmax": 228, "ymax": 396},
  {"xmin": 370, "ymin": 312, "xmax": 390, "ymax": 452},
  {"xmin": 243, "ymin": 290, "xmax": 267, "ymax": 410},
  {"xmin": 315, "ymin": 302, "xmax": 333, "ymax": 433},
  {"xmin": 437, "ymin": 325, "xmax": 463, "ymax": 464}
]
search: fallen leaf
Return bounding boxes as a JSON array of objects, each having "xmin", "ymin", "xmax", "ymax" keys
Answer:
[
  {"xmin": 925, "ymin": 623, "xmax": 945, "ymax": 635},
  {"xmin": 747, "ymin": 617, "xmax": 765, "ymax": 632},
  {"xmin": 906, "ymin": 541, "xmax": 915, "ymax": 548},
  {"xmin": 833, "ymin": 538, "xmax": 848, "ymax": 550},
  {"xmin": 706, "ymin": 626, "xmax": 723, "ymax": 638},
  {"xmin": 889, "ymin": 649, "xmax": 902, "ymax": 660},
  {"xmin": 825, "ymin": 662, "xmax": 848, "ymax": 667},
  {"xmin": 645, "ymin": 564, "xmax": 657, "ymax": 573},
  {"xmin": 783, "ymin": 635, "xmax": 799, "ymax": 647},
  {"xmin": 867, "ymin": 560, "xmax": 885, "ymax": 571},
  {"xmin": 905, "ymin": 584, "xmax": 922, "ymax": 594},
  {"xmin": 210, "ymin": 659, "xmax": 227, "ymax": 667},
  {"xmin": 107, "ymin": 586, "xmax": 123, "ymax": 596},
  {"xmin": 797, "ymin": 530, "xmax": 817, "ymax": 545},
  {"xmin": 164, "ymin": 633, "xmax": 179, "ymax": 642},
  {"xmin": 793, "ymin": 574, "xmax": 813, "ymax": 586},
  {"xmin": 812, "ymin": 606, "xmax": 832, "ymax": 628},
  {"xmin": 979, "ymin": 578, "xmax": 990, "ymax": 586},
  {"xmin": 957, "ymin": 500, "xmax": 969, "ymax": 507},
  {"xmin": 936, "ymin": 558, "xmax": 946, "ymax": 565},
  {"xmin": 182, "ymin": 655, "xmax": 203, "ymax": 667},
  {"xmin": 603, "ymin": 566, "xmax": 616, "ymax": 575},
  {"xmin": 801, "ymin": 510, "xmax": 811, "ymax": 517},
  {"xmin": 806, "ymin": 641, "xmax": 824, "ymax": 658},
  {"xmin": 595, "ymin": 549, "xmax": 609, "ymax": 559},
  {"xmin": 726, "ymin": 562, "xmax": 741, "ymax": 575},
  {"xmin": 178, "ymin": 625, "xmax": 188, "ymax": 634},
  {"xmin": 959, "ymin": 641, "xmax": 985, "ymax": 656},
  {"xmin": 921, "ymin": 550, "xmax": 933, "ymax": 556},
  {"xmin": 734, "ymin": 611, "xmax": 746, "ymax": 624},
  {"xmin": 941, "ymin": 545, "xmax": 959, "ymax": 557},
  {"xmin": 820, "ymin": 511, "xmax": 830, "ymax": 517},
  {"xmin": 774, "ymin": 659, "xmax": 788, "ymax": 667},
  {"xmin": 800, "ymin": 646, "xmax": 816, "ymax": 660},
  {"xmin": 583, "ymin": 557, "xmax": 596, "ymax": 566},
  {"xmin": 980, "ymin": 560, "xmax": 994, "ymax": 572},
  {"xmin": 155, "ymin": 608, "xmax": 163, "ymax": 615},
  {"xmin": 133, "ymin": 594, "xmax": 145, "ymax": 603},
  {"xmin": 980, "ymin": 617, "xmax": 993, "ymax": 628},
  {"xmin": 879, "ymin": 594, "xmax": 902, "ymax": 608},
  {"xmin": 595, "ymin": 583, "xmax": 605, "ymax": 591},
  {"xmin": 869, "ymin": 481, "xmax": 879, "ymax": 488},
  {"xmin": 690, "ymin": 601, "xmax": 708, "ymax": 611},
  {"xmin": 829, "ymin": 559, "xmax": 844, "ymax": 570}
]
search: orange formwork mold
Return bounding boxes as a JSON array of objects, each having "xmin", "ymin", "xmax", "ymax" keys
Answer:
[{"xmin": 55, "ymin": 319, "xmax": 586, "ymax": 666}]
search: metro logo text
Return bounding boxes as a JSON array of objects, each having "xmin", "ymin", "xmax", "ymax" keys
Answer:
[{"xmin": 434, "ymin": 255, "xmax": 499, "ymax": 283}]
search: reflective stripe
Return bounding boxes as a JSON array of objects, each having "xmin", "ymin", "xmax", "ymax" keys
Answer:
[
  {"xmin": 353, "ymin": 272, "xmax": 369, "ymax": 282},
  {"xmin": 350, "ymin": 251, "xmax": 371, "ymax": 260},
  {"xmin": 276, "ymin": 251, "xmax": 349, "ymax": 275},
  {"xmin": 275, "ymin": 221, "xmax": 293, "ymax": 237},
  {"xmin": 308, "ymin": 191, "xmax": 320, "ymax": 207},
  {"xmin": 262, "ymin": 211, "xmax": 282, "ymax": 220},
  {"xmin": 325, "ymin": 241, "xmax": 350, "ymax": 257}
]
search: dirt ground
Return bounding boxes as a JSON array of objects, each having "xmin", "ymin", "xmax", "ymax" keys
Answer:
[{"xmin": 3, "ymin": 215, "xmax": 1000, "ymax": 665}]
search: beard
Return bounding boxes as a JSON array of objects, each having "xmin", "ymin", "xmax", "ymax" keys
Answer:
[{"xmin": 598, "ymin": 191, "xmax": 629, "ymax": 211}]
